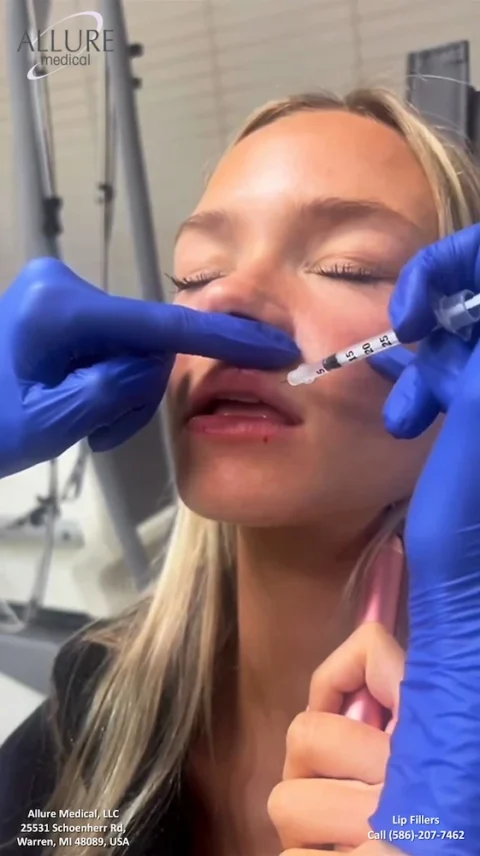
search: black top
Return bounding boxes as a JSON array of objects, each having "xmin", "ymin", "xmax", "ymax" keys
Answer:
[{"xmin": 0, "ymin": 634, "xmax": 192, "ymax": 855}]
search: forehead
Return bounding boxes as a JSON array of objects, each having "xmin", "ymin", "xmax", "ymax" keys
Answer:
[{"xmin": 198, "ymin": 109, "xmax": 437, "ymax": 237}]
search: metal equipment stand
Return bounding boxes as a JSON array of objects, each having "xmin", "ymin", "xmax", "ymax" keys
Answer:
[
  {"xmin": 5, "ymin": 0, "xmax": 168, "ymax": 593},
  {"xmin": 101, "ymin": 0, "xmax": 166, "ymax": 304},
  {"xmin": 407, "ymin": 40, "xmax": 480, "ymax": 154}
]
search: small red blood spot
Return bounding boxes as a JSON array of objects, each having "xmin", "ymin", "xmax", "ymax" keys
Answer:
[{"xmin": 263, "ymin": 436, "xmax": 269, "ymax": 444}]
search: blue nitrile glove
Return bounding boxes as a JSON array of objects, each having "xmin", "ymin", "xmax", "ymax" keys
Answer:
[
  {"xmin": 368, "ymin": 223, "xmax": 480, "ymax": 854},
  {"xmin": 0, "ymin": 257, "xmax": 300, "ymax": 478}
]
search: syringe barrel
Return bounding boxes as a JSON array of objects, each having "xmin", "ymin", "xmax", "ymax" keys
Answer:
[{"xmin": 434, "ymin": 289, "xmax": 480, "ymax": 335}]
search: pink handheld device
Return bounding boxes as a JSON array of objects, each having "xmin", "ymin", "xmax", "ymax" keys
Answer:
[{"xmin": 341, "ymin": 538, "xmax": 404, "ymax": 729}]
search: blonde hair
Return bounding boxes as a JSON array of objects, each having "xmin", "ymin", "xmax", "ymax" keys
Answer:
[{"xmin": 42, "ymin": 89, "xmax": 480, "ymax": 856}]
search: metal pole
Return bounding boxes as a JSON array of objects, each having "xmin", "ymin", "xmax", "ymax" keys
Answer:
[
  {"xmin": 91, "ymin": 455, "xmax": 152, "ymax": 590},
  {"xmin": 100, "ymin": 0, "xmax": 175, "ymax": 492},
  {"xmin": 101, "ymin": 0, "xmax": 166, "ymax": 303},
  {"xmin": 6, "ymin": 0, "xmax": 153, "ymax": 593},
  {"xmin": 6, "ymin": 0, "xmax": 58, "ymax": 259},
  {"xmin": 31, "ymin": 0, "xmax": 52, "ymax": 33}
]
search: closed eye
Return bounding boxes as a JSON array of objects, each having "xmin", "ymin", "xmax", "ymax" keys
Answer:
[
  {"xmin": 166, "ymin": 261, "xmax": 392, "ymax": 292},
  {"xmin": 307, "ymin": 262, "xmax": 388, "ymax": 284},
  {"xmin": 165, "ymin": 271, "xmax": 225, "ymax": 291}
]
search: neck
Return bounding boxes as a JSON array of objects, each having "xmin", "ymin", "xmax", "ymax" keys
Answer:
[
  {"xmin": 234, "ymin": 508, "xmax": 385, "ymax": 727},
  {"xmin": 188, "ymin": 508, "xmax": 388, "ymax": 856}
]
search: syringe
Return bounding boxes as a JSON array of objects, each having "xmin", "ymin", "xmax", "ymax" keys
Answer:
[{"xmin": 287, "ymin": 288, "xmax": 480, "ymax": 387}]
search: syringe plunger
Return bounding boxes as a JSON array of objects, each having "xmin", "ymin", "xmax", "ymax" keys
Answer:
[{"xmin": 434, "ymin": 289, "xmax": 480, "ymax": 336}]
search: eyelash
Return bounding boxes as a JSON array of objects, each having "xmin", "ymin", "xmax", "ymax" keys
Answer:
[
  {"xmin": 307, "ymin": 262, "xmax": 383, "ymax": 284},
  {"xmin": 165, "ymin": 272, "xmax": 223, "ymax": 291},
  {"xmin": 166, "ymin": 263, "xmax": 382, "ymax": 291}
]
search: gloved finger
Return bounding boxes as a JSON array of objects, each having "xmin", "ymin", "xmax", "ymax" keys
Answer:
[
  {"xmin": 382, "ymin": 360, "xmax": 441, "ymax": 439},
  {"xmin": 377, "ymin": 331, "xmax": 471, "ymax": 438},
  {"xmin": 88, "ymin": 399, "xmax": 161, "ymax": 452},
  {"xmin": 405, "ymin": 335, "xmax": 480, "ymax": 586},
  {"xmin": 369, "ymin": 346, "xmax": 441, "ymax": 438},
  {"xmin": 13, "ymin": 259, "xmax": 300, "ymax": 384},
  {"xmin": 88, "ymin": 352, "xmax": 174, "ymax": 451},
  {"xmin": 413, "ymin": 329, "xmax": 472, "ymax": 411},
  {"xmin": 389, "ymin": 223, "xmax": 480, "ymax": 342},
  {"xmin": 22, "ymin": 356, "xmax": 168, "ymax": 458},
  {"xmin": 368, "ymin": 345, "xmax": 415, "ymax": 382},
  {"xmin": 371, "ymin": 336, "xmax": 480, "ymax": 847}
]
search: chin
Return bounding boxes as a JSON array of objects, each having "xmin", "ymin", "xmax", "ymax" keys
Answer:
[
  {"xmin": 175, "ymin": 453, "xmax": 313, "ymax": 527},
  {"xmin": 179, "ymin": 490, "xmax": 301, "ymax": 527}
]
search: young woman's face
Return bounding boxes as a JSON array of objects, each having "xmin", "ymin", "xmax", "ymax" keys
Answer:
[{"xmin": 169, "ymin": 109, "xmax": 439, "ymax": 526}]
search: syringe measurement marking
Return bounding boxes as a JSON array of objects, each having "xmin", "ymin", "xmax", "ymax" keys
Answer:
[
  {"xmin": 288, "ymin": 288, "xmax": 480, "ymax": 387},
  {"xmin": 328, "ymin": 332, "xmax": 398, "ymax": 370}
]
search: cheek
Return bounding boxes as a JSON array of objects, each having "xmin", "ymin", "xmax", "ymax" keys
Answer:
[
  {"xmin": 296, "ymin": 286, "xmax": 392, "ymax": 362},
  {"xmin": 295, "ymin": 287, "xmax": 393, "ymax": 414}
]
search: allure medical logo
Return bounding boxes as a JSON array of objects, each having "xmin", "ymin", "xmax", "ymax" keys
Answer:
[{"xmin": 17, "ymin": 11, "xmax": 113, "ymax": 79}]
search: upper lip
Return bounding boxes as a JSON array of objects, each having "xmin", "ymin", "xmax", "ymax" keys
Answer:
[{"xmin": 184, "ymin": 367, "xmax": 303, "ymax": 425}]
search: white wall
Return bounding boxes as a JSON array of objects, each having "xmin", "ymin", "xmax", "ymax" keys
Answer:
[
  {"xmin": 0, "ymin": 451, "xmax": 138, "ymax": 619},
  {"xmin": 0, "ymin": 672, "xmax": 45, "ymax": 743},
  {"xmin": 0, "ymin": 453, "xmax": 119, "ymax": 743}
]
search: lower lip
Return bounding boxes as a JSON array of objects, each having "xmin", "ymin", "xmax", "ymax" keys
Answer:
[{"xmin": 185, "ymin": 413, "xmax": 300, "ymax": 440}]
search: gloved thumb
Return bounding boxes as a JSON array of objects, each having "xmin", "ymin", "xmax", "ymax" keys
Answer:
[
  {"xmin": 368, "ymin": 344, "xmax": 414, "ymax": 381},
  {"xmin": 379, "ymin": 332, "xmax": 472, "ymax": 439},
  {"xmin": 369, "ymin": 346, "xmax": 441, "ymax": 438},
  {"xmin": 22, "ymin": 356, "xmax": 168, "ymax": 459}
]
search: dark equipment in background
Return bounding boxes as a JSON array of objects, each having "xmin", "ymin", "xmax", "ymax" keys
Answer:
[{"xmin": 407, "ymin": 40, "xmax": 480, "ymax": 156}]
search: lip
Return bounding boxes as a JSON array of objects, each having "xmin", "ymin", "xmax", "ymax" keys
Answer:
[{"xmin": 183, "ymin": 367, "xmax": 304, "ymax": 438}]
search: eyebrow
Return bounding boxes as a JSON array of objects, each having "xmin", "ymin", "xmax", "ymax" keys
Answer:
[
  {"xmin": 174, "ymin": 208, "xmax": 232, "ymax": 245},
  {"xmin": 174, "ymin": 196, "xmax": 421, "ymax": 245}
]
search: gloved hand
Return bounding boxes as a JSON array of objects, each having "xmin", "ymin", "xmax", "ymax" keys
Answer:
[
  {"xmin": 0, "ymin": 257, "xmax": 300, "ymax": 478},
  {"xmin": 367, "ymin": 223, "xmax": 480, "ymax": 853}
]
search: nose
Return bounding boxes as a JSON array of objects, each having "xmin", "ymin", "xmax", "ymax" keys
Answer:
[{"xmin": 202, "ymin": 270, "xmax": 294, "ymax": 338}]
